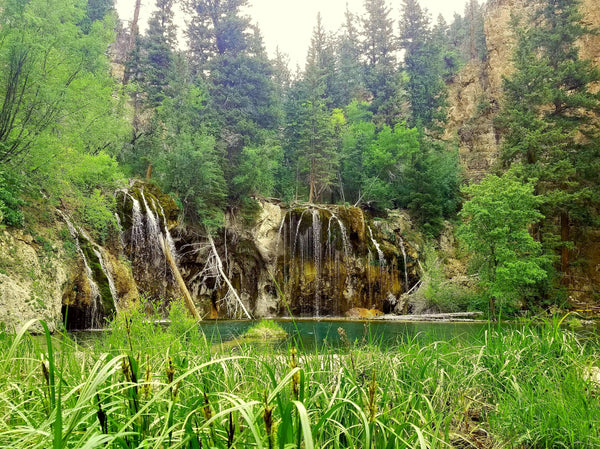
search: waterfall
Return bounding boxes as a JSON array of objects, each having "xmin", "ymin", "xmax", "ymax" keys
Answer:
[
  {"xmin": 140, "ymin": 190, "xmax": 164, "ymax": 264},
  {"xmin": 398, "ymin": 235, "xmax": 409, "ymax": 290},
  {"xmin": 368, "ymin": 226, "xmax": 385, "ymax": 267},
  {"xmin": 273, "ymin": 204, "xmax": 413, "ymax": 317},
  {"xmin": 327, "ymin": 212, "xmax": 351, "ymax": 262},
  {"xmin": 154, "ymin": 197, "xmax": 179, "ymax": 261},
  {"xmin": 130, "ymin": 195, "xmax": 144, "ymax": 248},
  {"xmin": 312, "ymin": 209, "xmax": 321, "ymax": 317},
  {"xmin": 57, "ymin": 210, "xmax": 116, "ymax": 328}
]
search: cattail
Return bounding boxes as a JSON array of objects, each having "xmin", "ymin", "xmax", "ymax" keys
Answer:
[
  {"xmin": 263, "ymin": 392, "xmax": 274, "ymax": 449},
  {"xmin": 203, "ymin": 392, "xmax": 212, "ymax": 421},
  {"xmin": 121, "ymin": 357, "xmax": 131, "ymax": 382},
  {"xmin": 141, "ymin": 354, "xmax": 152, "ymax": 399},
  {"xmin": 227, "ymin": 412, "xmax": 235, "ymax": 448},
  {"xmin": 289, "ymin": 347, "xmax": 300, "ymax": 400},
  {"xmin": 368, "ymin": 369, "xmax": 377, "ymax": 422},
  {"xmin": 166, "ymin": 357, "xmax": 179, "ymax": 400},
  {"xmin": 166, "ymin": 357, "xmax": 175, "ymax": 384},
  {"xmin": 40, "ymin": 356, "xmax": 49, "ymax": 386}
]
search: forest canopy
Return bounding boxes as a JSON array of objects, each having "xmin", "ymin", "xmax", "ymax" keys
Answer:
[{"xmin": 1, "ymin": 0, "xmax": 599, "ymax": 311}]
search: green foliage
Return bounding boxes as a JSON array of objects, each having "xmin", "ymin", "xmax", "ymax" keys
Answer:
[
  {"xmin": 400, "ymin": 0, "xmax": 448, "ymax": 130},
  {"xmin": 421, "ymin": 244, "xmax": 481, "ymax": 313},
  {"xmin": 243, "ymin": 320, "xmax": 287, "ymax": 339},
  {"xmin": 130, "ymin": 71, "xmax": 227, "ymax": 230},
  {"xmin": 233, "ymin": 143, "xmax": 283, "ymax": 198},
  {"xmin": 498, "ymin": 0, "xmax": 600, "ymax": 278},
  {"xmin": 1, "ymin": 319, "xmax": 599, "ymax": 448},
  {"xmin": 0, "ymin": 0, "xmax": 126, "ymax": 167},
  {"xmin": 78, "ymin": 189, "xmax": 118, "ymax": 243},
  {"xmin": 0, "ymin": 171, "xmax": 24, "ymax": 227},
  {"xmin": 459, "ymin": 173, "xmax": 551, "ymax": 315},
  {"xmin": 400, "ymin": 138, "xmax": 460, "ymax": 236}
]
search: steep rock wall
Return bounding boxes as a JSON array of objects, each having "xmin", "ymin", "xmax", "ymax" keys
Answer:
[
  {"xmin": 445, "ymin": 0, "xmax": 600, "ymax": 181},
  {"xmin": 0, "ymin": 229, "xmax": 67, "ymax": 333},
  {"xmin": 445, "ymin": 0, "xmax": 600, "ymax": 304}
]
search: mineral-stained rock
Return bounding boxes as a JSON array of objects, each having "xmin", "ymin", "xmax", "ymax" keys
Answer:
[{"xmin": 0, "ymin": 230, "xmax": 67, "ymax": 333}]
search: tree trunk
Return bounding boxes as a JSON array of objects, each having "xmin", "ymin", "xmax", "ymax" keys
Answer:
[
  {"xmin": 309, "ymin": 159, "xmax": 315, "ymax": 203},
  {"xmin": 159, "ymin": 234, "xmax": 201, "ymax": 320},
  {"xmin": 561, "ymin": 211, "xmax": 570, "ymax": 284},
  {"xmin": 145, "ymin": 163, "xmax": 153, "ymax": 180},
  {"xmin": 122, "ymin": 0, "xmax": 142, "ymax": 86}
]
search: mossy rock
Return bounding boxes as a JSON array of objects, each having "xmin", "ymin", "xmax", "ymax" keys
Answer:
[{"xmin": 243, "ymin": 319, "xmax": 287, "ymax": 339}]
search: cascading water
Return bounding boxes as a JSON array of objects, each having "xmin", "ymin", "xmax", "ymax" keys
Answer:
[
  {"xmin": 312, "ymin": 209, "xmax": 322, "ymax": 316},
  {"xmin": 274, "ymin": 205, "xmax": 408, "ymax": 316},
  {"xmin": 398, "ymin": 235, "xmax": 410, "ymax": 290},
  {"xmin": 117, "ymin": 185, "xmax": 199, "ymax": 318},
  {"xmin": 368, "ymin": 226, "xmax": 386, "ymax": 267},
  {"xmin": 58, "ymin": 210, "xmax": 117, "ymax": 328}
]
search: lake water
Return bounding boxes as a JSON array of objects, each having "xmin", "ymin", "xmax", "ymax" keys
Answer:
[
  {"xmin": 199, "ymin": 318, "xmax": 491, "ymax": 350},
  {"xmin": 70, "ymin": 318, "xmax": 599, "ymax": 351}
]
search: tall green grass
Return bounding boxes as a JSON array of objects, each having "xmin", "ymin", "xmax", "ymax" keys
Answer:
[{"xmin": 0, "ymin": 310, "xmax": 599, "ymax": 448}]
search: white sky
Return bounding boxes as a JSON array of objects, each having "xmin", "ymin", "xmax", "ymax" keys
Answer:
[{"xmin": 115, "ymin": 0, "xmax": 470, "ymax": 68}]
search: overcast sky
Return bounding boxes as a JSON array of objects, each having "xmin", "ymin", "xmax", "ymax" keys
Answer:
[{"xmin": 115, "ymin": 0, "xmax": 471, "ymax": 67}]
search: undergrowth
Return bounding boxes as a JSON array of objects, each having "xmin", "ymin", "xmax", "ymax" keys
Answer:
[{"xmin": 0, "ymin": 313, "xmax": 599, "ymax": 448}]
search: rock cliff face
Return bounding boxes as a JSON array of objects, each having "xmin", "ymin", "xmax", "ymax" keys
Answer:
[
  {"xmin": 445, "ymin": 0, "xmax": 600, "ymax": 181},
  {"xmin": 0, "ymin": 229, "xmax": 67, "ymax": 333},
  {"xmin": 171, "ymin": 201, "xmax": 421, "ymax": 319},
  {"xmin": 0, "ymin": 214, "xmax": 138, "ymax": 333},
  {"xmin": 445, "ymin": 0, "xmax": 600, "ymax": 303}
]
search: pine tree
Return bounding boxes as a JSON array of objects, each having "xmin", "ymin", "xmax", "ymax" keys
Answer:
[
  {"xmin": 334, "ymin": 6, "xmax": 365, "ymax": 107},
  {"xmin": 185, "ymin": 0, "xmax": 280, "ymax": 191},
  {"xmin": 399, "ymin": 0, "xmax": 447, "ymax": 130},
  {"xmin": 138, "ymin": 0, "xmax": 177, "ymax": 107},
  {"xmin": 360, "ymin": 0, "xmax": 403, "ymax": 125},
  {"xmin": 287, "ymin": 16, "xmax": 340, "ymax": 203},
  {"xmin": 499, "ymin": 0, "xmax": 600, "ymax": 283}
]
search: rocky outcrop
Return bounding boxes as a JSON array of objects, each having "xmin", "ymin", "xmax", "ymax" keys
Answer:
[
  {"xmin": 116, "ymin": 193, "xmax": 423, "ymax": 319},
  {"xmin": 0, "ymin": 208, "xmax": 139, "ymax": 332},
  {"xmin": 0, "ymin": 229, "xmax": 68, "ymax": 333},
  {"xmin": 445, "ymin": 0, "xmax": 600, "ymax": 181}
]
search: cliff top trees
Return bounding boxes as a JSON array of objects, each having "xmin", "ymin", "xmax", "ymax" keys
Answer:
[
  {"xmin": 185, "ymin": 0, "xmax": 279, "ymax": 170},
  {"xmin": 360, "ymin": 0, "xmax": 403, "ymax": 125}
]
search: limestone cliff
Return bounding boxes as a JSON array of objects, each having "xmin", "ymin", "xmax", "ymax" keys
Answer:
[
  {"xmin": 0, "ymin": 229, "xmax": 67, "ymax": 333},
  {"xmin": 445, "ymin": 0, "xmax": 600, "ymax": 304},
  {"xmin": 445, "ymin": 0, "xmax": 600, "ymax": 181},
  {"xmin": 0, "ymin": 211, "xmax": 138, "ymax": 332}
]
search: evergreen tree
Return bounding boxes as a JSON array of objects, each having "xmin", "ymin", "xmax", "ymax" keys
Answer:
[
  {"xmin": 334, "ymin": 6, "xmax": 365, "ymax": 107},
  {"xmin": 360, "ymin": 0, "xmax": 403, "ymax": 125},
  {"xmin": 137, "ymin": 0, "xmax": 177, "ymax": 107},
  {"xmin": 432, "ymin": 15, "xmax": 461, "ymax": 81},
  {"xmin": 136, "ymin": 57, "xmax": 227, "ymax": 229},
  {"xmin": 399, "ymin": 0, "xmax": 447, "ymax": 130},
  {"xmin": 286, "ymin": 18, "xmax": 341, "ymax": 203},
  {"xmin": 498, "ymin": 0, "xmax": 600, "ymax": 282},
  {"xmin": 306, "ymin": 14, "xmax": 338, "ymax": 108},
  {"xmin": 80, "ymin": 0, "xmax": 114, "ymax": 33},
  {"xmin": 185, "ymin": 0, "xmax": 280, "ymax": 179}
]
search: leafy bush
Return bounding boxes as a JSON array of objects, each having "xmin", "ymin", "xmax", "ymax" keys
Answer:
[
  {"xmin": 0, "ymin": 171, "xmax": 24, "ymax": 227},
  {"xmin": 78, "ymin": 189, "xmax": 118, "ymax": 243}
]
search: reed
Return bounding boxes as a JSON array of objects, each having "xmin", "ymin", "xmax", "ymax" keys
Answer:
[{"xmin": 0, "ymin": 313, "xmax": 598, "ymax": 448}]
